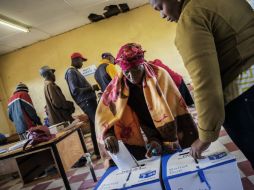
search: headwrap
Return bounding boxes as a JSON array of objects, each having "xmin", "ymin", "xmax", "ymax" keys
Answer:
[{"xmin": 115, "ymin": 43, "xmax": 145, "ymax": 71}]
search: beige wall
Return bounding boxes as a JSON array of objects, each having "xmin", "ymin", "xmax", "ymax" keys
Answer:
[
  {"xmin": 0, "ymin": 75, "xmax": 14, "ymax": 134},
  {"xmin": 0, "ymin": 5, "xmax": 189, "ymax": 134}
]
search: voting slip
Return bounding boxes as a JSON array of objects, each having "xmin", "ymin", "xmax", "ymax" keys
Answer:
[{"xmin": 107, "ymin": 140, "xmax": 139, "ymax": 170}]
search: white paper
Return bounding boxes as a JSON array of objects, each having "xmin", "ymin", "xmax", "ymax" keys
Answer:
[
  {"xmin": 8, "ymin": 140, "xmax": 28, "ymax": 151},
  {"xmin": 108, "ymin": 140, "xmax": 138, "ymax": 170},
  {"xmin": 0, "ymin": 149, "xmax": 7, "ymax": 154}
]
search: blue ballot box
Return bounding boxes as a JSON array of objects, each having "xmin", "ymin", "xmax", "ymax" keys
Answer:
[
  {"xmin": 94, "ymin": 157, "xmax": 163, "ymax": 190},
  {"xmin": 162, "ymin": 141, "xmax": 243, "ymax": 190}
]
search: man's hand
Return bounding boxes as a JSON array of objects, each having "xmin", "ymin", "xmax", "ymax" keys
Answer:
[
  {"xmin": 146, "ymin": 140, "xmax": 162, "ymax": 158},
  {"xmin": 104, "ymin": 136, "xmax": 119, "ymax": 154},
  {"xmin": 92, "ymin": 84, "xmax": 100, "ymax": 91},
  {"xmin": 190, "ymin": 139, "xmax": 211, "ymax": 159}
]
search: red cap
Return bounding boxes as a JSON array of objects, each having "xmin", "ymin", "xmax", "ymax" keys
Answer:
[{"xmin": 71, "ymin": 52, "xmax": 87, "ymax": 61}]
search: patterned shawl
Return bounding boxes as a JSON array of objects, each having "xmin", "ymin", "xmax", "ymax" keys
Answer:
[{"xmin": 95, "ymin": 62, "xmax": 198, "ymax": 149}]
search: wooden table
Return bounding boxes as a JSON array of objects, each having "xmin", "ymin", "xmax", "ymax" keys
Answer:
[{"xmin": 0, "ymin": 122, "xmax": 96, "ymax": 190}]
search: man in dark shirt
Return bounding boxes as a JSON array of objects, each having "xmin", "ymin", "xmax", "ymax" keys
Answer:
[{"xmin": 65, "ymin": 52, "xmax": 100, "ymax": 158}]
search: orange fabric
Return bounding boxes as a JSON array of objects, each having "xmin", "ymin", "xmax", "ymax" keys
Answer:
[{"xmin": 114, "ymin": 105, "xmax": 145, "ymax": 146}]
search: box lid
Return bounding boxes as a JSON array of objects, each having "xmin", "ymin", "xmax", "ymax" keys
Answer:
[
  {"xmin": 95, "ymin": 157, "xmax": 162, "ymax": 190},
  {"xmin": 125, "ymin": 157, "xmax": 161, "ymax": 188},
  {"xmin": 162, "ymin": 141, "xmax": 236, "ymax": 179},
  {"xmin": 94, "ymin": 166, "xmax": 131, "ymax": 190}
]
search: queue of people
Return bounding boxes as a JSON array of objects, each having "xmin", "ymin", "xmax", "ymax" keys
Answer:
[{"xmin": 7, "ymin": 43, "xmax": 216, "ymax": 167}]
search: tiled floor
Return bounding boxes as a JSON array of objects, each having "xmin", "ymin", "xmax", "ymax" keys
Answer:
[{"xmin": 0, "ymin": 107, "xmax": 254, "ymax": 190}]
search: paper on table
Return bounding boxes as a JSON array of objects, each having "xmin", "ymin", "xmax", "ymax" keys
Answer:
[{"xmin": 107, "ymin": 140, "xmax": 138, "ymax": 171}]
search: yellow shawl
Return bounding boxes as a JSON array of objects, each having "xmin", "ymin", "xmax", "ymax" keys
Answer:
[{"xmin": 95, "ymin": 63, "xmax": 198, "ymax": 148}]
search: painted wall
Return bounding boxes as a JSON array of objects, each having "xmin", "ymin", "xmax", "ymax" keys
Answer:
[
  {"xmin": 0, "ymin": 5, "xmax": 189, "ymax": 134},
  {"xmin": 0, "ymin": 75, "xmax": 14, "ymax": 134}
]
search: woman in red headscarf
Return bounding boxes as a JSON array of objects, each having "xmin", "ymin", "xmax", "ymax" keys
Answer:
[{"xmin": 95, "ymin": 43, "xmax": 198, "ymax": 160}]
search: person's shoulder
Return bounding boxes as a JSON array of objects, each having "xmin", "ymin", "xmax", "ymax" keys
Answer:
[
  {"xmin": 45, "ymin": 81, "xmax": 56, "ymax": 88},
  {"xmin": 66, "ymin": 67, "xmax": 76, "ymax": 73},
  {"xmin": 65, "ymin": 67, "xmax": 78, "ymax": 77},
  {"xmin": 181, "ymin": 0, "xmax": 221, "ymax": 17}
]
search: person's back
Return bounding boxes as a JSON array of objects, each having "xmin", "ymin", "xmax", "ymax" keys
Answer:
[
  {"xmin": 176, "ymin": 0, "xmax": 254, "ymax": 88},
  {"xmin": 94, "ymin": 53, "xmax": 118, "ymax": 92},
  {"xmin": 65, "ymin": 67, "xmax": 96, "ymax": 104},
  {"xmin": 151, "ymin": 59, "xmax": 183, "ymax": 88},
  {"xmin": 95, "ymin": 59, "xmax": 118, "ymax": 92},
  {"xmin": 151, "ymin": 59, "xmax": 194, "ymax": 106},
  {"xmin": 40, "ymin": 66, "xmax": 75, "ymax": 125},
  {"xmin": 8, "ymin": 85, "xmax": 41, "ymax": 137},
  {"xmin": 44, "ymin": 81, "xmax": 74, "ymax": 125}
]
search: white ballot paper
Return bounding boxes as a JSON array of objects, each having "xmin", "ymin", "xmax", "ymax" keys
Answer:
[{"xmin": 108, "ymin": 140, "xmax": 139, "ymax": 170}]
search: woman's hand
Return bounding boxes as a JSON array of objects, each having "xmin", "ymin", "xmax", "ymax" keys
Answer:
[
  {"xmin": 104, "ymin": 136, "xmax": 119, "ymax": 154},
  {"xmin": 146, "ymin": 140, "xmax": 162, "ymax": 158}
]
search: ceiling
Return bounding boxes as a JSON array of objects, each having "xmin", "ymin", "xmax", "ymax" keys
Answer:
[{"xmin": 0, "ymin": 0, "xmax": 148, "ymax": 56}]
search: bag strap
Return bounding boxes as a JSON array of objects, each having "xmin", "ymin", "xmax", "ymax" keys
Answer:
[{"xmin": 23, "ymin": 139, "xmax": 33, "ymax": 151}]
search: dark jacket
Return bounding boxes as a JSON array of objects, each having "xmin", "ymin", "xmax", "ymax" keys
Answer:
[
  {"xmin": 8, "ymin": 91, "xmax": 42, "ymax": 134},
  {"xmin": 44, "ymin": 80, "xmax": 74, "ymax": 125},
  {"xmin": 65, "ymin": 67, "xmax": 96, "ymax": 105},
  {"xmin": 94, "ymin": 59, "xmax": 118, "ymax": 92},
  {"xmin": 94, "ymin": 63, "xmax": 112, "ymax": 92}
]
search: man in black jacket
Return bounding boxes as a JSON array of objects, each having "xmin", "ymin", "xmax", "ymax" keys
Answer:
[{"xmin": 65, "ymin": 52, "xmax": 100, "ymax": 158}]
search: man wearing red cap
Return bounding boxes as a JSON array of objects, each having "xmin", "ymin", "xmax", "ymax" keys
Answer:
[{"xmin": 65, "ymin": 52, "xmax": 101, "ymax": 158}]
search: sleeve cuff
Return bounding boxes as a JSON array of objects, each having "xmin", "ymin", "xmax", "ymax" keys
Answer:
[{"xmin": 198, "ymin": 127, "xmax": 221, "ymax": 142}]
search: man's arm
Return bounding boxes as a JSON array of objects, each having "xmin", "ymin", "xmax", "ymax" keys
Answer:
[
  {"xmin": 7, "ymin": 107, "xmax": 13, "ymax": 121},
  {"xmin": 47, "ymin": 83, "xmax": 74, "ymax": 110},
  {"xmin": 20, "ymin": 93, "xmax": 42, "ymax": 125},
  {"xmin": 176, "ymin": 12, "xmax": 225, "ymax": 142},
  {"xmin": 66, "ymin": 69, "xmax": 93, "ymax": 96}
]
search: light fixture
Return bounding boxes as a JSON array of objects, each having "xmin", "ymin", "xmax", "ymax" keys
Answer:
[{"xmin": 0, "ymin": 17, "xmax": 29, "ymax": 32}]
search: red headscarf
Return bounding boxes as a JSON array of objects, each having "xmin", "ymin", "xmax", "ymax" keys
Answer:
[{"xmin": 115, "ymin": 43, "xmax": 145, "ymax": 71}]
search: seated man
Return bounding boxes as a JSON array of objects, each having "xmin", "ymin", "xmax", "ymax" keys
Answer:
[{"xmin": 95, "ymin": 43, "xmax": 198, "ymax": 160}]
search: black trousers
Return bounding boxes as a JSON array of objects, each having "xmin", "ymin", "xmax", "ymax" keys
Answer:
[
  {"xmin": 224, "ymin": 85, "xmax": 254, "ymax": 168},
  {"xmin": 79, "ymin": 99, "xmax": 100, "ymax": 156},
  {"xmin": 178, "ymin": 81, "xmax": 194, "ymax": 106}
]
